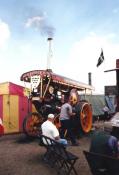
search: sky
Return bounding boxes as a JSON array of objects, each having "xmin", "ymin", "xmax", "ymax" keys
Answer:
[{"xmin": 0, "ymin": 0, "xmax": 119, "ymax": 94}]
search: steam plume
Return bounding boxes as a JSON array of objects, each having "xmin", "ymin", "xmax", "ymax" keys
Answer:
[{"xmin": 25, "ymin": 15, "xmax": 55, "ymax": 37}]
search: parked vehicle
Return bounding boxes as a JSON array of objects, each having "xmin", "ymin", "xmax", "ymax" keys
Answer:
[{"xmin": 20, "ymin": 69, "xmax": 94, "ymax": 137}]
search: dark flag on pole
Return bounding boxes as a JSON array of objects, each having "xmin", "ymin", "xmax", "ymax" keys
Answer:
[{"xmin": 96, "ymin": 49, "xmax": 104, "ymax": 67}]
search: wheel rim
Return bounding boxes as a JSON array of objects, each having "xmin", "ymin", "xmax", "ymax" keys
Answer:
[
  {"xmin": 80, "ymin": 102, "xmax": 92, "ymax": 133},
  {"xmin": 24, "ymin": 113, "xmax": 43, "ymax": 137}
]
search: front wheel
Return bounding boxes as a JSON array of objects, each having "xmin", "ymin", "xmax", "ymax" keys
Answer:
[{"xmin": 23, "ymin": 112, "xmax": 44, "ymax": 137}]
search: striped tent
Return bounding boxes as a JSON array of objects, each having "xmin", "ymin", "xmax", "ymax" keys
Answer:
[{"xmin": 0, "ymin": 82, "xmax": 33, "ymax": 134}]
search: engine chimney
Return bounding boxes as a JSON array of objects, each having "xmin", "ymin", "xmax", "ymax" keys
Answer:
[
  {"xmin": 88, "ymin": 72, "xmax": 92, "ymax": 85},
  {"xmin": 47, "ymin": 37, "xmax": 53, "ymax": 72}
]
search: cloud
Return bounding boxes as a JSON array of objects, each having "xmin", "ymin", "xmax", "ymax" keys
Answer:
[
  {"xmin": 0, "ymin": 19, "xmax": 10, "ymax": 48},
  {"xmin": 64, "ymin": 33, "xmax": 119, "ymax": 94}
]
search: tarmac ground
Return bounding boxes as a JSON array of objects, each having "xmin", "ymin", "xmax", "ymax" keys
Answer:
[{"xmin": 0, "ymin": 132, "xmax": 93, "ymax": 175}]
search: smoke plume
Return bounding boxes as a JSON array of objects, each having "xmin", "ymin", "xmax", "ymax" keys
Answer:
[{"xmin": 25, "ymin": 14, "xmax": 55, "ymax": 37}]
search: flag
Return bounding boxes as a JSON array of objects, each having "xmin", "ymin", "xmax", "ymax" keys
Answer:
[{"xmin": 96, "ymin": 49, "xmax": 104, "ymax": 67}]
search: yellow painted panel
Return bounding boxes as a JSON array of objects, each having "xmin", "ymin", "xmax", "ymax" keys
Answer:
[
  {"xmin": 23, "ymin": 87, "xmax": 31, "ymax": 97},
  {"xmin": 32, "ymin": 104, "xmax": 37, "ymax": 112},
  {"xmin": 0, "ymin": 82, "xmax": 9, "ymax": 95},
  {"xmin": 3, "ymin": 95, "xmax": 19, "ymax": 133},
  {"xmin": 9, "ymin": 95, "xmax": 19, "ymax": 133}
]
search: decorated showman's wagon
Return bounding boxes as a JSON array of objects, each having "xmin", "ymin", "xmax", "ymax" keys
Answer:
[{"xmin": 20, "ymin": 69, "xmax": 94, "ymax": 137}]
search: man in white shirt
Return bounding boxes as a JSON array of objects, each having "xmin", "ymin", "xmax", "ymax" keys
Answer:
[{"xmin": 41, "ymin": 114, "xmax": 67, "ymax": 146}]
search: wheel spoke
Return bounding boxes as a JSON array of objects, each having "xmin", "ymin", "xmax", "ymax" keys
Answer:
[{"xmin": 23, "ymin": 112, "xmax": 43, "ymax": 137}]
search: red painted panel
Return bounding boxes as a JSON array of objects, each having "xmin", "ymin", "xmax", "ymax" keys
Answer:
[
  {"xmin": 9, "ymin": 82, "xmax": 24, "ymax": 96},
  {"xmin": 19, "ymin": 96, "xmax": 32, "ymax": 132},
  {"xmin": 0, "ymin": 95, "xmax": 3, "ymax": 120}
]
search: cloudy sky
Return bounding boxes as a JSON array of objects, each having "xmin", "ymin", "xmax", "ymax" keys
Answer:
[{"xmin": 0, "ymin": 0, "xmax": 119, "ymax": 94}]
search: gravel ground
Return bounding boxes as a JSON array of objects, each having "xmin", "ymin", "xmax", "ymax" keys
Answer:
[{"xmin": 0, "ymin": 132, "xmax": 94, "ymax": 175}]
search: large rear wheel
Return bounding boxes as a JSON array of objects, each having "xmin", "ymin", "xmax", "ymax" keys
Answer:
[
  {"xmin": 23, "ymin": 112, "xmax": 44, "ymax": 137},
  {"xmin": 75, "ymin": 102, "xmax": 92, "ymax": 133}
]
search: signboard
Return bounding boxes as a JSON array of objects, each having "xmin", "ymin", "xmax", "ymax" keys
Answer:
[{"xmin": 31, "ymin": 75, "xmax": 40, "ymax": 91}]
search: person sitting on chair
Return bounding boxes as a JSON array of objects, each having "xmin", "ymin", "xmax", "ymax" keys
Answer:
[
  {"xmin": 41, "ymin": 113, "xmax": 67, "ymax": 146},
  {"xmin": 90, "ymin": 125, "xmax": 119, "ymax": 157}
]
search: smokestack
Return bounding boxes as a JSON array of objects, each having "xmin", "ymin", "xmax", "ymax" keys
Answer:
[
  {"xmin": 47, "ymin": 37, "xmax": 53, "ymax": 71},
  {"xmin": 88, "ymin": 72, "xmax": 92, "ymax": 85}
]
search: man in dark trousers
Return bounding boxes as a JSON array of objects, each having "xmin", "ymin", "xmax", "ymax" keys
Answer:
[{"xmin": 59, "ymin": 95, "xmax": 79, "ymax": 146}]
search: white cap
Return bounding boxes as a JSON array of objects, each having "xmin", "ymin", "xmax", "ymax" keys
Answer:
[{"xmin": 48, "ymin": 114, "xmax": 55, "ymax": 119}]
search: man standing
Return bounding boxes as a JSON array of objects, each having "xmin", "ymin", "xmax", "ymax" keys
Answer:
[
  {"xmin": 59, "ymin": 96, "xmax": 79, "ymax": 146},
  {"xmin": 41, "ymin": 113, "xmax": 67, "ymax": 146},
  {"xmin": 102, "ymin": 105, "xmax": 110, "ymax": 121}
]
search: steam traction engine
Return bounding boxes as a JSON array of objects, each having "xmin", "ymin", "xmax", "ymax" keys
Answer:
[{"xmin": 20, "ymin": 69, "xmax": 94, "ymax": 137}]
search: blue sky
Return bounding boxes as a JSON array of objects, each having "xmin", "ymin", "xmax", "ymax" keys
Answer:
[{"xmin": 0, "ymin": 0, "xmax": 119, "ymax": 94}]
